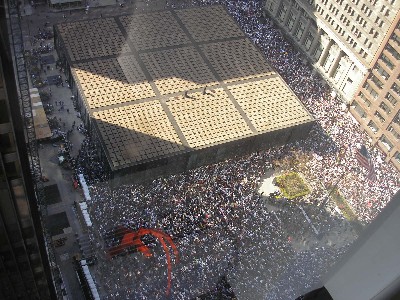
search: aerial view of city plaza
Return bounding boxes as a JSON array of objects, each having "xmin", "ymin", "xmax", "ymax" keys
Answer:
[{"xmin": 3, "ymin": 0, "xmax": 400, "ymax": 299}]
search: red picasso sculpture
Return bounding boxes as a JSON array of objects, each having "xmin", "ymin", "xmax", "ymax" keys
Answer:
[{"xmin": 107, "ymin": 226, "xmax": 179, "ymax": 296}]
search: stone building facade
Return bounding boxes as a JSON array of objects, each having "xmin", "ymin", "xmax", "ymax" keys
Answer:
[{"xmin": 264, "ymin": 0, "xmax": 400, "ymax": 169}]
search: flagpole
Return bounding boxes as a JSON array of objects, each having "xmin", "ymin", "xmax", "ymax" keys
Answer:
[{"xmin": 321, "ymin": 167, "xmax": 358, "ymax": 208}]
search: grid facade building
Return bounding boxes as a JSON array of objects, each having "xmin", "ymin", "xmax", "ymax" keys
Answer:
[
  {"xmin": 0, "ymin": 18, "xmax": 54, "ymax": 300},
  {"xmin": 264, "ymin": 0, "xmax": 400, "ymax": 169},
  {"xmin": 352, "ymin": 20, "xmax": 400, "ymax": 170}
]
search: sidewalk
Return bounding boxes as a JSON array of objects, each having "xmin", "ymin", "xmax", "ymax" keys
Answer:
[{"xmin": 20, "ymin": 1, "xmax": 173, "ymax": 297}]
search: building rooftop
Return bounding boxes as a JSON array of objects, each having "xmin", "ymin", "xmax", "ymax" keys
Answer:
[{"xmin": 56, "ymin": 5, "xmax": 313, "ymax": 170}]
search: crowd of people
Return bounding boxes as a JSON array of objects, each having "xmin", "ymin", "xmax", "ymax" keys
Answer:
[
  {"xmin": 161, "ymin": 0, "xmax": 400, "ymax": 223},
  {"xmin": 70, "ymin": 0, "xmax": 400, "ymax": 299},
  {"xmin": 87, "ymin": 148, "xmax": 354, "ymax": 299}
]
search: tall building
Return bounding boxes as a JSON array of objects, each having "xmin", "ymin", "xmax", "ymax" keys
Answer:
[
  {"xmin": 351, "ymin": 21, "xmax": 400, "ymax": 170},
  {"xmin": 263, "ymin": 0, "xmax": 400, "ymax": 169},
  {"xmin": 0, "ymin": 5, "xmax": 55, "ymax": 300}
]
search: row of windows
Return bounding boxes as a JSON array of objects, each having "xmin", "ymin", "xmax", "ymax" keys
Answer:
[
  {"xmin": 364, "ymin": 82, "xmax": 379, "ymax": 99},
  {"xmin": 392, "ymin": 82, "xmax": 400, "ymax": 96},
  {"xmin": 328, "ymin": 3, "xmax": 340, "ymax": 16},
  {"xmin": 374, "ymin": 64, "xmax": 390, "ymax": 80},
  {"xmin": 356, "ymin": 14, "xmax": 366, "ymax": 27},
  {"xmin": 365, "ymin": 118, "xmax": 400, "ymax": 145},
  {"xmin": 380, "ymin": 53, "xmax": 395, "ymax": 70},
  {"xmin": 354, "ymin": 104, "xmax": 399, "ymax": 153},
  {"xmin": 379, "ymin": 101, "xmax": 392, "ymax": 114},
  {"xmin": 369, "ymin": 74, "xmax": 384, "ymax": 89},
  {"xmin": 385, "ymin": 43, "xmax": 400, "ymax": 60},
  {"xmin": 276, "ymin": 3, "xmax": 312, "ymax": 45},
  {"xmin": 359, "ymin": 90, "xmax": 398, "ymax": 108},
  {"xmin": 380, "ymin": 134, "xmax": 394, "ymax": 151},
  {"xmin": 389, "ymin": 126, "xmax": 400, "ymax": 140},
  {"xmin": 362, "ymin": 85, "xmax": 399, "ymax": 107},
  {"xmin": 385, "ymin": 91, "xmax": 398, "ymax": 106},
  {"xmin": 374, "ymin": 110, "xmax": 386, "ymax": 123},
  {"xmin": 360, "ymin": 3, "xmax": 373, "ymax": 16},
  {"xmin": 395, "ymin": 151, "xmax": 400, "ymax": 164},
  {"xmin": 286, "ymin": 12, "xmax": 296, "ymax": 31},
  {"xmin": 391, "ymin": 32, "xmax": 400, "ymax": 46}
]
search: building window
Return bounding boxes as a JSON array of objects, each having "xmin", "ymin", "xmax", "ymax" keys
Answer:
[
  {"xmin": 380, "ymin": 134, "xmax": 393, "ymax": 151},
  {"xmin": 367, "ymin": 120, "xmax": 379, "ymax": 133},
  {"xmin": 395, "ymin": 152, "xmax": 400, "ymax": 164},
  {"xmin": 388, "ymin": 126, "xmax": 400, "ymax": 140},
  {"xmin": 364, "ymin": 82, "xmax": 378, "ymax": 99},
  {"xmin": 304, "ymin": 32, "xmax": 314, "ymax": 50},
  {"xmin": 323, "ymin": 52, "xmax": 335, "ymax": 71},
  {"xmin": 278, "ymin": 4, "xmax": 288, "ymax": 22},
  {"xmin": 333, "ymin": 62, "xmax": 344, "ymax": 82},
  {"xmin": 353, "ymin": 101, "xmax": 367, "ymax": 118},
  {"xmin": 394, "ymin": 112, "xmax": 400, "ymax": 125},
  {"xmin": 295, "ymin": 21, "xmax": 305, "ymax": 40},
  {"xmin": 374, "ymin": 111, "xmax": 386, "ymax": 123},
  {"xmin": 385, "ymin": 92, "xmax": 398, "ymax": 106},
  {"xmin": 380, "ymin": 53, "xmax": 395, "ymax": 69},
  {"xmin": 313, "ymin": 42, "xmax": 323, "ymax": 60},
  {"xmin": 385, "ymin": 43, "xmax": 400, "ymax": 60},
  {"xmin": 374, "ymin": 64, "xmax": 390, "ymax": 80},
  {"xmin": 379, "ymin": 102, "xmax": 391, "ymax": 115},
  {"xmin": 391, "ymin": 33, "xmax": 400, "ymax": 46},
  {"xmin": 286, "ymin": 12, "xmax": 296, "ymax": 30},
  {"xmin": 370, "ymin": 74, "xmax": 384, "ymax": 89},
  {"xmin": 359, "ymin": 91, "xmax": 368, "ymax": 102},
  {"xmin": 268, "ymin": 1, "xmax": 276, "ymax": 11},
  {"xmin": 391, "ymin": 82, "xmax": 400, "ymax": 96}
]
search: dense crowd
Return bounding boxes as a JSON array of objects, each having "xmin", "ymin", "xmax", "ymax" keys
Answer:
[
  {"xmin": 161, "ymin": 0, "xmax": 400, "ymax": 223},
  {"xmin": 75, "ymin": 0, "xmax": 400, "ymax": 299},
  {"xmin": 87, "ymin": 147, "xmax": 355, "ymax": 299},
  {"xmin": 74, "ymin": 136, "xmax": 110, "ymax": 184}
]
